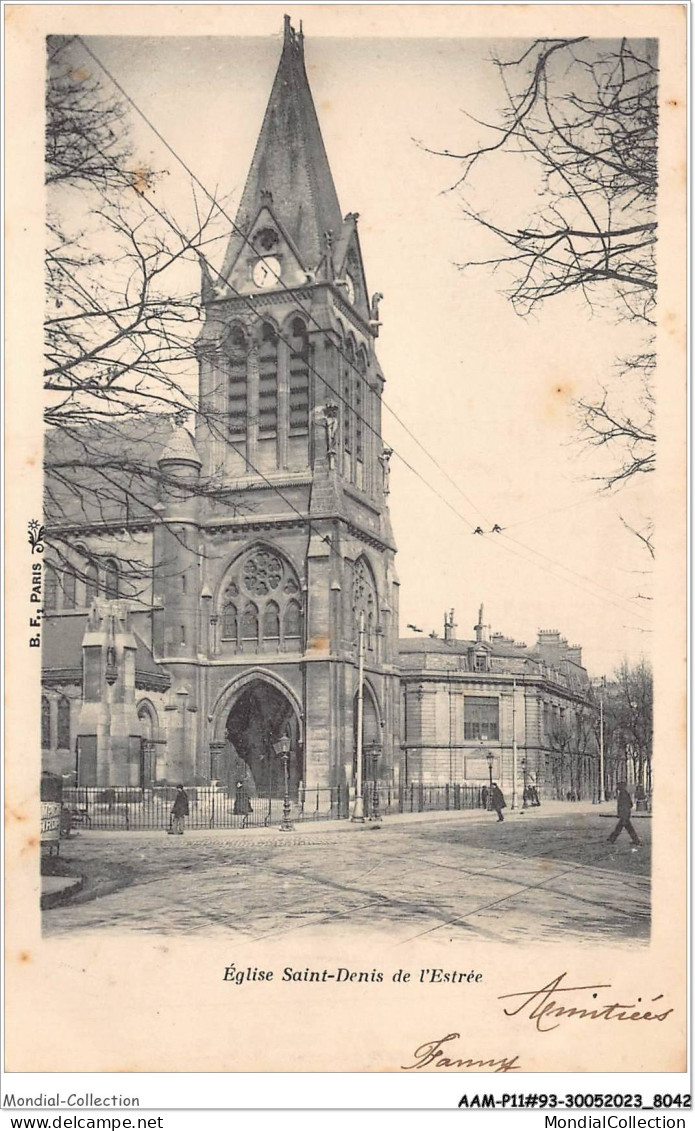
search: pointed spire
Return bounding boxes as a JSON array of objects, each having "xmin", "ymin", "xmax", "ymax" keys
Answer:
[{"xmin": 222, "ymin": 17, "xmax": 343, "ymax": 276}]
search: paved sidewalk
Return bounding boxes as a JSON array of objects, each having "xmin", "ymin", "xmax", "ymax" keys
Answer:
[{"xmin": 65, "ymin": 798, "xmax": 614, "ymax": 844}]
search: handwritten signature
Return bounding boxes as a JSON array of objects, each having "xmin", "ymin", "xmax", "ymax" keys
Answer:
[
  {"xmin": 402, "ymin": 1034, "xmax": 521, "ymax": 1073},
  {"xmin": 499, "ymin": 971, "xmax": 673, "ymax": 1033}
]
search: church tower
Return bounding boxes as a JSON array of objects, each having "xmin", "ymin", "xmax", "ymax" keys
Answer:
[{"xmin": 194, "ymin": 18, "xmax": 400, "ymax": 798}]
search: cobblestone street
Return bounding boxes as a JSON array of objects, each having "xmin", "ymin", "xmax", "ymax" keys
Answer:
[{"xmin": 43, "ymin": 806, "xmax": 650, "ymax": 946}]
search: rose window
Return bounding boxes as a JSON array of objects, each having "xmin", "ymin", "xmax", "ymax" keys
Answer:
[{"xmin": 242, "ymin": 551, "xmax": 283, "ymax": 596}]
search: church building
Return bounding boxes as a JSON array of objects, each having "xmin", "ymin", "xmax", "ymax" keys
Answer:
[
  {"xmin": 41, "ymin": 20, "xmax": 595, "ymax": 806},
  {"xmin": 42, "ymin": 18, "xmax": 400, "ymax": 798}
]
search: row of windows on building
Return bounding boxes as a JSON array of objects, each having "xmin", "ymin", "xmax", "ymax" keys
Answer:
[
  {"xmin": 42, "ymin": 694, "xmax": 71, "ymax": 749},
  {"xmin": 44, "ymin": 558, "xmax": 119, "ymax": 612},
  {"xmin": 227, "ymin": 318, "xmax": 310, "ymax": 438},
  {"xmin": 446, "ymin": 697, "xmax": 578, "ymax": 742},
  {"xmin": 220, "ymin": 599, "xmax": 302, "ymax": 647},
  {"xmin": 225, "ymin": 317, "xmax": 372, "ymax": 489}
]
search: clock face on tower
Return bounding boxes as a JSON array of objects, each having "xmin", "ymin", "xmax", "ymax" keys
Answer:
[{"xmin": 252, "ymin": 256, "xmax": 281, "ymax": 290}]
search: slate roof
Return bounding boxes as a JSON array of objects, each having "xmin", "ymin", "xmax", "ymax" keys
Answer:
[
  {"xmin": 44, "ymin": 415, "xmax": 195, "ymax": 526},
  {"xmin": 42, "ymin": 614, "xmax": 170, "ymax": 691}
]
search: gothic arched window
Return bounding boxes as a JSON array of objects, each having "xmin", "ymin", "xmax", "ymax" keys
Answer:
[
  {"xmin": 258, "ymin": 322, "xmax": 278, "ymax": 435},
  {"xmin": 104, "ymin": 559, "xmax": 119, "ymax": 600},
  {"xmin": 57, "ymin": 696, "xmax": 71, "ymax": 749},
  {"xmin": 343, "ymin": 338, "xmax": 355, "ymax": 463},
  {"xmin": 138, "ymin": 702, "xmax": 156, "ymax": 742},
  {"xmin": 241, "ymin": 602, "xmax": 259, "ymax": 643},
  {"xmin": 84, "ymin": 563, "xmax": 98, "ymax": 606},
  {"xmin": 263, "ymin": 601, "xmax": 280, "ymax": 642},
  {"xmin": 63, "ymin": 569, "xmax": 76, "ymax": 610},
  {"xmin": 219, "ymin": 548, "xmax": 302, "ymax": 654},
  {"xmin": 227, "ymin": 323, "xmax": 248, "ymax": 438},
  {"xmin": 289, "ymin": 318, "xmax": 310, "ymax": 434},
  {"xmin": 355, "ymin": 348, "xmax": 366, "ymax": 474},
  {"xmin": 221, "ymin": 602, "xmax": 238, "ymax": 641},
  {"xmin": 45, "ymin": 564, "xmax": 58, "ymax": 611},
  {"xmin": 284, "ymin": 600, "xmax": 302, "ymax": 643},
  {"xmin": 41, "ymin": 696, "xmax": 51, "ymax": 748},
  {"xmin": 352, "ymin": 556, "xmax": 378, "ymax": 647}
]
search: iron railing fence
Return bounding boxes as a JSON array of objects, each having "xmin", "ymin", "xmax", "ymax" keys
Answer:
[
  {"xmin": 62, "ymin": 781, "xmax": 486, "ymax": 831},
  {"xmin": 363, "ymin": 782, "xmax": 486, "ymax": 819},
  {"xmin": 62, "ymin": 784, "xmax": 351, "ymax": 831}
]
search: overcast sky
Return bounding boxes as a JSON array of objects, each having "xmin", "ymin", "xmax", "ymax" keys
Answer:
[{"xmin": 73, "ymin": 20, "xmax": 654, "ymax": 674}]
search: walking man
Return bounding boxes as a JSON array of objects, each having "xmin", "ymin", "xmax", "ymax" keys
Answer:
[
  {"xmin": 490, "ymin": 783, "xmax": 506, "ymax": 822},
  {"xmin": 169, "ymin": 784, "xmax": 189, "ymax": 835},
  {"xmin": 607, "ymin": 782, "xmax": 641, "ymax": 845},
  {"xmin": 234, "ymin": 779, "xmax": 253, "ymax": 828}
]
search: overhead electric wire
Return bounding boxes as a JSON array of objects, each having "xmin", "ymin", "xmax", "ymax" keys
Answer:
[{"xmin": 60, "ymin": 36, "xmax": 651, "ymax": 629}]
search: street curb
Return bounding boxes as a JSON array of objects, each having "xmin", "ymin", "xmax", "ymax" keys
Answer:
[
  {"xmin": 66, "ymin": 802, "xmax": 615, "ymax": 842},
  {"xmin": 41, "ymin": 875, "xmax": 84, "ymax": 909}
]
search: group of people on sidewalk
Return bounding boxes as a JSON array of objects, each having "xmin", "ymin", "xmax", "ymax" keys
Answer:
[{"xmin": 166, "ymin": 778, "xmax": 643, "ymax": 845}]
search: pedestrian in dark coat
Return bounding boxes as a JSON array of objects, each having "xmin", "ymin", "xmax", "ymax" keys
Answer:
[
  {"xmin": 234, "ymin": 780, "xmax": 253, "ymax": 828},
  {"xmin": 490, "ymin": 783, "xmax": 506, "ymax": 822},
  {"xmin": 607, "ymin": 783, "xmax": 641, "ymax": 845},
  {"xmin": 481, "ymin": 785, "xmax": 489, "ymax": 811},
  {"xmin": 170, "ymin": 785, "xmax": 189, "ymax": 835}
]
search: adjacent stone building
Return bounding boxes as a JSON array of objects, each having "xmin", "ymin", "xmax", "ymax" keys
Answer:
[{"xmin": 399, "ymin": 608, "xmax": 598, "ymax": 801}]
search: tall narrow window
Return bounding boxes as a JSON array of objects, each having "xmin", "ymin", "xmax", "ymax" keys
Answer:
[
  {"xmin": 241, "ymin": 602, "xmax": 259, "ymax": 644},
  {"xmin": 355, "ymin": 349, "xmax": 366, "ymax": 470},
  {"xmin": 343, "ymin": 339, "xmax": 355, "ymax": 463},
  {"xmin": 63, "ymin": 569, "xmax": 76, "ymax": 609},
  {"xmin": 289, "ymin": 318, "xmax": 310, "ymax": 433},
  {"xmin": 227, "ymin": 324, "xmax": 248, "ymax": 438},
  {"xmin": 258, "ymin": 322, "xmax": 278, "ymax": 435},
  {"xmin": 84, "ymin": 563, "xmax": 98, "ymax": 606},
  {"xmin": 263, "ymin": 601, "xmax": 280, "ymax": 643},
  {"xmin": 222, "ymin": 602, "xmax": 238, "ymax": 641},
  {"xmin": 41, "ymin": 696, "xmax": 51, "ymax": 748},
  {"xmin": 284, "ymin": 600, "xmax": 302, "ymax": 645},
  {"xmin": 57, "ymin": 696, "xmax": 71, "ymax": 749},
  {"xmin": 45, "ymin": 564, "xmax": 58, "ymax": 611},
  {"xmin": 104, "ymin": 559, "xmax": 119, "ymax": 600}
]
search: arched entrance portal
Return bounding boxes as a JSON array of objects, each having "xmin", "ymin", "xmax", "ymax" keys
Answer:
[{"xmin": 225, "ymin": 680, "xmax": 303, "ymax": 800}]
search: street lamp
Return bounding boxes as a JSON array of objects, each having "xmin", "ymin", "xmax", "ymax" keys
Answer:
[
  {"xmin": 273, "ymin": 735, "xmax": 293, "ymax": 832},
  {"xmin": 485, "ymin": 749, "xmax": 494, "ymax": 810},
  {"xmin": 365, "ymin": 742, "xmax": 382, "ymax": 821},
  {"xmin": 521, "ymin": 756, "xmax": 528, "ymax": 810}
]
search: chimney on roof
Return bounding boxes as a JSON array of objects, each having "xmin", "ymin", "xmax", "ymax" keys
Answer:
[
  {"xmin": 444, "ymin": 608, "xmax": 457, "ymax": 642},
  {"xmin": 474, "ymin": 603, "xmax": 489, "ymax": 644}
]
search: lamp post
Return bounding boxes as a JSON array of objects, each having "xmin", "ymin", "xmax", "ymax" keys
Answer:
[
  {"xmin": 351, "ymin": 610, "xmax": 366, "ymax": 823},
  {"xmin": 485, "ymin": 749, "xmax": 494, "ymax": 809},
  {"xmin": 365, "ymin": 742, "xmax": 382, "ymax": 821},
  {"xmin": 511, "ymin": 676, "xmax": 518, "ymax": 810},
  {"xmin": 521, "ymin": 756, "xmax": 528, "ymax": 810},
  {"xmin": 274, "ymin": 735, "xmax": 293, "ymax": 832}
]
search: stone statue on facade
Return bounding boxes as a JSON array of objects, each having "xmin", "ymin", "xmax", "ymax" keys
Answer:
[
  {"xmin": 324, "ymin": 404, "xmax": 339, "ymax": 469},
  {"xmin": 379, "ymin": 445, "xmax": 393, "ymax": 495}
]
